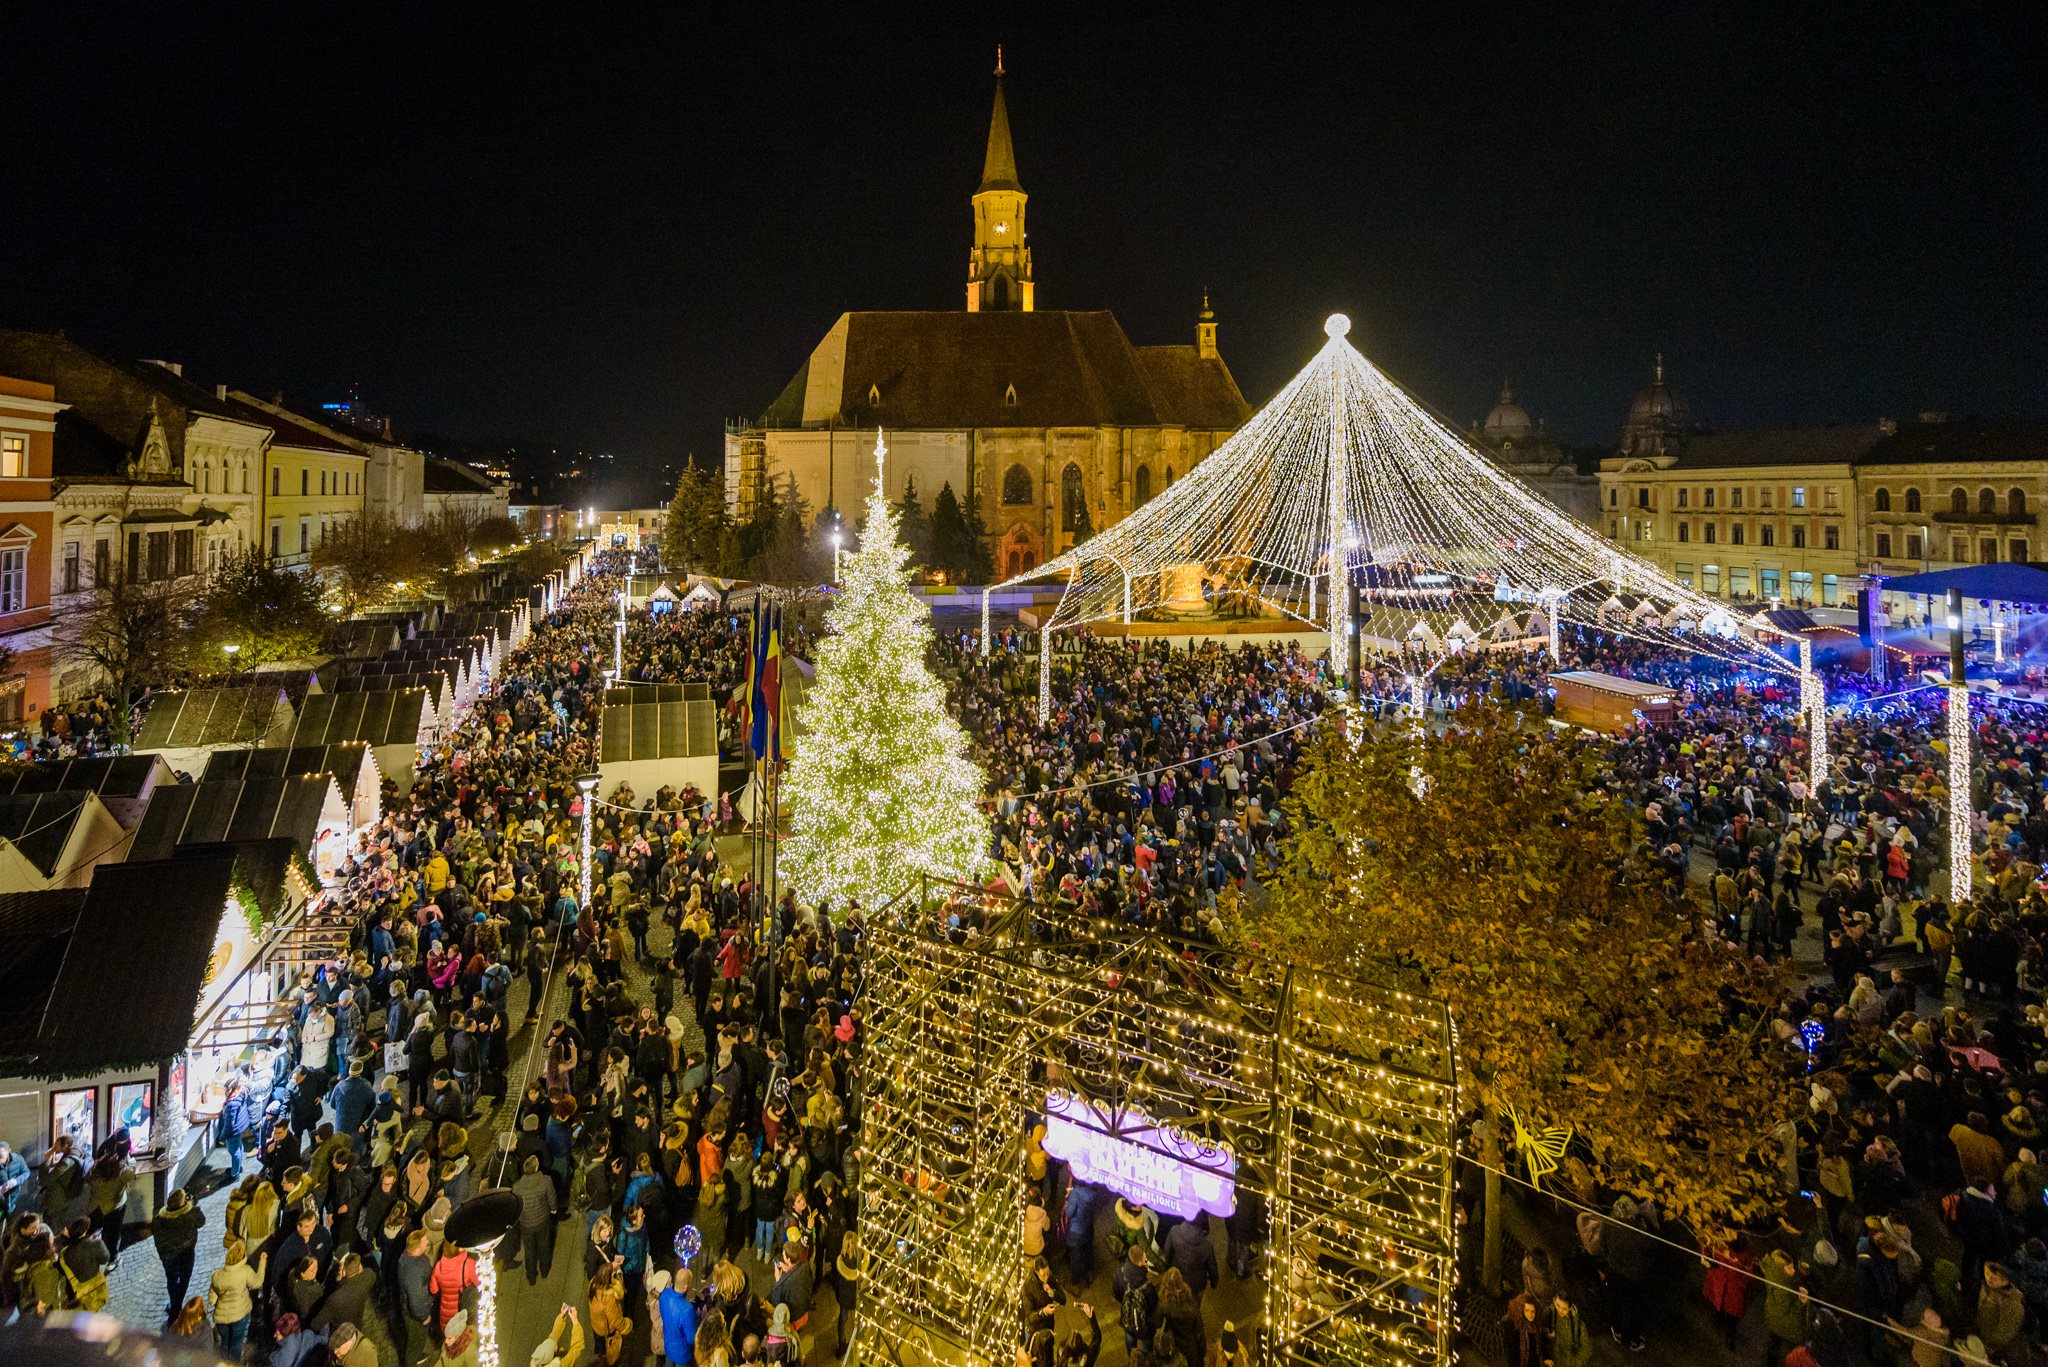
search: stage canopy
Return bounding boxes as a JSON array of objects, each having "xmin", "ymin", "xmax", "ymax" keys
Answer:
[
  {"xmin": 1879, "ymin": 563, "xmax": 2048, "ymax": 605},
  {"xmin": 995, "ymin": 315, "xmax": 1796, "ymax": 678}
]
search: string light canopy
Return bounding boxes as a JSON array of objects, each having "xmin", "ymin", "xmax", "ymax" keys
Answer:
[{"xmin": 995, "ymin": 316, "xmax": 1797, "ymax": 681}]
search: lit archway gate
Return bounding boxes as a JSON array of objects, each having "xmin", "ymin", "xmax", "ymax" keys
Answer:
[{"xmin": 857, "ymin": 879, "xmax": 1458, "ymax": 1367}]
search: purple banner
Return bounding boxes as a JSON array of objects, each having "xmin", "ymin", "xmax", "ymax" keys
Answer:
[{"xmin": 1041, "ymin": 1091, "xmax": 1236, "ymax": 1220}]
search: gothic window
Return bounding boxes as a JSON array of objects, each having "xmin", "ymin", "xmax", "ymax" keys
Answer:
[
  {"xmin": 1061, "ymin": 463, "xmax": 1086, "ymax": 533},
  {"xmin": 989, "ymin": 275, "xmax": 1012, "ymax": 309},
  {"xmin": 1001, "ymin": 464, "xmax": 1032, "ymax": 506},
  {"xmin": 1135, "ymin": 466, "xmax": 1152, "ymax": 504},
  {"xmin": 868, "ymin": 384, "xmax": 881, "ymax": 406},
  {"xmin": 1905, "ymin": 488, "xmax": 1920, "ymax": 513},
  {"xmin": 1004, "ymin": 383, "xmax": 1018, "ymax": 407}
]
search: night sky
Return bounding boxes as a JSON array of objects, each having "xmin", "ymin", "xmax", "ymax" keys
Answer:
[{"xmin": 6, "ymin": 4, "xmax": 2044, "ymax": 496}]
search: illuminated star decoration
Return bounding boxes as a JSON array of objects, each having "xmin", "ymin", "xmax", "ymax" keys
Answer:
[{"xmin": 996, "ymin": 316, "xmax": 1798, "ymax": 683}]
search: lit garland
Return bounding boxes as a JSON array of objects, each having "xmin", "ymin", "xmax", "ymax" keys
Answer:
[
  {"xmin": 996, "ymin": 317, "xmax": 1797, "ymax": 680},
  {"xmin": 1949, "ymin": 684, "xmax": 1972, "ymax": 904},
  {"xmin": 475, "ymin": 1252, "xmax": 501, "ymax": 1367},
  {"xmin": 859, "ymin": 883, "xmax": 1457, "ymax": 1367},
  {"xmin": 782, "ymin": 433, "xmax": 994, "ymax": 910}
]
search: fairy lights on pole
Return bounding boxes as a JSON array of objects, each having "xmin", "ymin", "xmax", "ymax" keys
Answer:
[
  {"xmin": 980, "ymin": 589, "xmax": 990, "ymax": 657},
  {"xmin": 575, "ymin": 773, "xmax": 599, "ymax": 909},
  {"xmin": 1038, "ymin": 625, "xmax": 1051, "ymax": 722},
  {"xmin": 1798, "ymin": 639, "xmax": 1828, "ymax": 793},
  {"xmin": 1947, "ymin": 587, "xmax": 1972, "ymax": 905}
]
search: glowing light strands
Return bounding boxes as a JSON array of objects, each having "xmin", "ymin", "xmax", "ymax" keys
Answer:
[
  {"xmin": 575, "ymin": 773, "xmax": 599, "ymax": 910},
  {"xmin": 475, "ymin": 1252, "xmax": 501, "ymax": 1367},
  {"xmin": 1949, "ymin": 684, "xmax": 1972, "ymax": 904},
  {"xmin": 1039, "ymin": 625, "xmax": 1051, "ymax": 722},
  {"xmin": 1799, "ymin": 639, "xmax": 1828, "ymax": 792},
  {"xmin": 779, "ymin": 431, "xmax": 994, "ymax": 912},
  {"xmin": 991, "ymin": 317, "xmax": 1797, "ymax": 681},
  {"xmin": 980, "ymin": 588, "xmax": 990, "ymax": 657}
]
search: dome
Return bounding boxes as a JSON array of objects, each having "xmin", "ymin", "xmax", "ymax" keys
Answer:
[
  {"xmin": 1627, "ymin": 353, "xmax": 1691, "ymax": 427},
  {"xmin": 1482, "ymin": 383, "xmax": 1533, "ymax": 440}
]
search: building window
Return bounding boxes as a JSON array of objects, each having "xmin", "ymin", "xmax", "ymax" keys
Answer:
[
  {"xmin": 1789, "ymin": 570, "xmax": 1813, "ymax": 602},
  {"xmin": 1731, "ymin": 524, "xmax": 1746, "ymax": 546},
  {"xmin": 320, "ymin": 470, "xmax": 328, "ymax": 496},
  {"xmin": 93, "ymin": 539, "xmax": 108, "ymax": 586},
  {"xmin": 1759, "ymin": 525, "xmax": 1775, "ymax": 547},
  {"xmin": 1874, "ymin": 488, "xmax": 1891, "ymax": 512},
  {"xmin": 1676, "ymin": 488, "xmax": 1689, "ymax": 508},
  {"xmin": 299, "ymin": 518, "xmax": 311, "ymax": 555},
  {"xmin": 1951, "ymin": 487, "xmax": 1968, "ymax": 515},
  {"xmin": 1876, "ymin": 532, "xmax": 1894, "ymax": 559},
  {"xmin": 1135, "ymin": 466, "xmax": 1152, "ymax": 504},
  {"xmin": 173, "ymin": 529, "xmax": 193, "ymax": 577},
  {"xmin": 2011, "ymin": 488, "xmax": 2028, "ymax": 517},
  {"xmin": 1637, "ymin": 521, "xmax": 1653, "ymax": 541},
  {"xmin": 1636, "ymin": 488, "xmax": 1650, "ymax": 509},
  {"xmin": 62, "ymin": 542, "xmax": 79, "ymax": 593},
  {"xmin": 1904, "ymin": 533, "xmax": 1922, "ymax": 560},
  {"xmin": 0, "ymin": 548, "xmax": 25, "ymax": 613},
  {"xmin": 1791, "ymin": 487, "xmax": 1806, "ymax": 508},
  {"xmin": 1981, "ymin": 537, "xmax": 1998, "ymax": 563},
  {"xmin": 270, "ymin": 467, "xmax": 279, "ymax": 496},
  {"xmin": 1730, "ymin": 489, "xmax": 1744, "ymax": 509},
  {"xmin": 1001, "ymin": 464, "xmax": 1032, "ymax": 505},
  {"xmin": 1676, "ymin": 522, "xmax": 1690, "ymax": 543},
  {"xmin": 1790, "ymin": 526, "xmax": 1805, "ymax": 549},
  {"xmin": 1609, "ymin": 521, "xmax": 1619, "ymax": 540},
  {"xmin": 1060, "ymin": 464, "xmax": 1087, "ymax": 534},
  {"xmin": 300, "ymin": 470, "xmax": 309, "ymax": 497},
  {"xmin": 1759, "ymin": 567, "xmax": 1780, "ymax": 598},
  {"xmin": 1905, "ymin": 488, "xmax": 1921, "ymax": 513},
  {"xmin": 1004, "ymin": 383, "xmax": 1019, "ymax": 407},
  {"xmin": 1824, "ymin": 525, "xmax": 1840, "ymax": 551},
  {"xmin": 270, "ymin": 522, "xmax": 282, "ymax": 558},
  {"xmin": 1703, "ymin": 488, "xmax": 1716, "ymax": 509},
  {"xmin": 1979, "ymin": 487, "xmax": 1997, "ymax": 515},
  {"xmin": 1607, "ymin": 488, "xmax": 1618, "ymax": 508},
  {"xmin": 1674, "ymin": 563, "xmax": 1695, "ymax": 587},
  {"xmin": 2013, "ymin": 539, "xmax": 2031, "ymax": 562},
  {"xmin": 1703, "ymin": 522, "xmax": 1717, "ymax": 544},
  {"xmin": 1760, "ymin": 489, "xmax": 1774, "ymax": 510},
  {"xmin": 1821, "ymin": 574, "xmax": 1840, "ymax": 605},
  {"xmin": 1730, "ymin": 566, "xmax": 1752, "ymax": 596},
  {"xmin": 0, "ymin": 435, "xmax": 23, "ymax": 477},
  {"xmin": 1701, "ymin": 564, "xmax": 1721, "ymax": 594},
  {"xmin": 1824, "ymin": 488, "xmax": 1839, "ymax": 510},
  {"xmin": 1951, "ymin": 538, "xmax": 1966, "ymax": 563},
  {"xmin": 146, "ymin": 531, "xmax": 171, "ymax": 582}
]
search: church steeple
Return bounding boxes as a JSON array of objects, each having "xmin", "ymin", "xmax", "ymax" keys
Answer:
[{"xmin": 967, "ymin": 50, "xmax": 1033, "ymax": 312}]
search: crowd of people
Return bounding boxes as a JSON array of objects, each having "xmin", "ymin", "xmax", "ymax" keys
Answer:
[{"xmin": 6, "ymin": 555, "xmax": 2048, "ymax": 1367}]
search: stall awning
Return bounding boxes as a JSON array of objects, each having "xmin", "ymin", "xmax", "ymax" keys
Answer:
[{"xmin": 1880, "ymin": 564, "xmax": 2048, "ymax": 604}]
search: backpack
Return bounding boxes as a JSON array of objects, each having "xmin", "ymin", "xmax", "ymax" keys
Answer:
[
  {"xmin": 1121, "ymin": 1280, "xmax": 1152, "ymax": 1338},
  {"xmin": 58, "ymin": 1254, "xmax": 107, "ymax": 1313}
]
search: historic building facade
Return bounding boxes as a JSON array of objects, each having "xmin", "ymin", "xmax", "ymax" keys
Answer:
[
  {"xmin": 724, "ymin": 64, "xmax": 1248, "ymax": 577},
  {"xmin": 0, "ymin": 375, "xmax": 61, "ymax": 725},
  {"xmin": 1466, "ymin": 383, "xmax": 1601, "ymax": 526},
  {"xmin": 1597, "ymin": 353, "xmax": 2048, "ymax": 606}
]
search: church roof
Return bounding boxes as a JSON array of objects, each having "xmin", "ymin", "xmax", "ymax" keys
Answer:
[
  {"xmin": 979, "ymin": 74, "xmax": 1021, "ymax": 193},
  {"xmin": 756, "ymin": 311, "xmax": 1247, "ymax": 433}
]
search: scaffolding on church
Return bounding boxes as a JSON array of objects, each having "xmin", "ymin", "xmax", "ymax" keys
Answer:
[{"xmin": 856, "ymin": 878, "xmax": 1459, "ymax": 1367}]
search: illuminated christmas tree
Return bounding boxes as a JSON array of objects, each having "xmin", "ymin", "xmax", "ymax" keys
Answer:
[{"xmin": 782, "ymin": 433, "xmax": 992, "ymax": 911}]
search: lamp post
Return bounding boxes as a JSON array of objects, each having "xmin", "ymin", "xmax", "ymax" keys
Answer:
[
  {"xmin": 1947, "ymin": 586, "xmax": 1972, "ymax": 905},
  {"xmin": 576, "ymin": 773, "xmax": 600, "ymax": 911}
]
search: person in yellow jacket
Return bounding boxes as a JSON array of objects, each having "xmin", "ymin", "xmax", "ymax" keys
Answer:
[
  {"xmin": 530, "ymin": 1304, "xmax": 586, "ymax": 1367},
  {"xmin": 425, "ymin": 851, "xmax": 451, "ymax": 896}
]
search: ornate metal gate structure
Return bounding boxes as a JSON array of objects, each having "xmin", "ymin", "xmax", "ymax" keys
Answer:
[{"xmin": 857, "ymin": 880, "xmax": 1458, "ymax": 1367}]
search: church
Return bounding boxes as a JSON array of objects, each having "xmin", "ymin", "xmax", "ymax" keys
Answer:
[{"xmin": 724, "ymin": 58, "xmax": 1249, "ymax": 579}]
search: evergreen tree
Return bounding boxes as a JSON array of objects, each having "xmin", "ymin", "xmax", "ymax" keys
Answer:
[
  {"xmin": 894, "ymin": 477, "xmax": 931, "ymax": 569},
  {"xmin": 957, "ymin": 491, "xmax": 996, "ymax": 584},
  {"xmin": 660, "ymin": 463, "xmax": 730, "ymax": 573},
  {"xmin": 782, "ymin": 442, "xmax": 992, "ymax": 911},
  {"xmin": 928, "ymin": 481, "xmax": 970, "ymax": 579}
]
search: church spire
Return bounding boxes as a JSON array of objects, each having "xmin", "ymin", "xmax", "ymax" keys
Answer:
[
  {"xmin": 978, "ymin": 50, "xmax": 1022, "ymax": 193},
  {"xmin": 966, "ymin": 53, "xmax": 1032, "ymax": 312}
]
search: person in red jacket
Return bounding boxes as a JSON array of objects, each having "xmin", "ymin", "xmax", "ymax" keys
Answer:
[
  {"xmin": 1702, "ymin": 1237, "xmax": 1756, "ymax": 1348},
  {"xmin": 426, "ymin": 1239, "xmax": 477, "ymax": 1333}
]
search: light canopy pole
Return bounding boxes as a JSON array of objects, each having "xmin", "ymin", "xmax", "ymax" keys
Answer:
[
  {"xmin": 1324, "ymin": 314, "xmax": 1353, "ymax": 685},
  {"xmin": 1038, "ymin": 625, "xmax": 1051, "ymax": 722},
  {"xmin": 1798, "ymin": 638, "xmax": 1828, "ymax": 794},
  {"xmin": 576, "ymin": 773, "xmax": 600, "ymax": 911},
  {"xmin": 1946, "ymin": 587, "xmax": 1972, "ymax": 905},
  {"xmin": 980, "ymin": 588, "xmax": 990, "ymax": 657}
]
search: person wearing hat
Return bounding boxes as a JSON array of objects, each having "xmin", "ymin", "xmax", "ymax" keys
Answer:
[
  {"xmin": 152, "ymin": 1186, "xmax": 205, "ymax": 1322},
  {"xmin": 434, "ymin": 1307, "xmax": 478, "ymax": 1367},
  {"xmin": 1977, "ymin": 1262, "xmax": 2026, "ymax": 1359},
  {"xmin": 764, "ymin": 1301, "xmax": 800, "ymax": 1366},
  {"xmin": 331, "ymin": 1320, "xmax": 380, "ymax": 1367}
]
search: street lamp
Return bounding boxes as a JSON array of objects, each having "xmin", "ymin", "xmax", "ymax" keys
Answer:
[{"xmin": 575, "ymin": 773, "xmax": 601, "ymax": 910}]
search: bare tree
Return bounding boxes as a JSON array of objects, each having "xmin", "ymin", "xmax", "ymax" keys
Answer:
[{"xmin": 55, "ymin": 573, "xmax": 198, "ymax": 749}]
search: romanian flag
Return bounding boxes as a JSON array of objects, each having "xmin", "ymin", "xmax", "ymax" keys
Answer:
[
  {"xmin": 748, "ymin": 601, "xmax": 770, "ymax": 760},
  {"xmin": 763, "ymin": 603, "xmax": 786, "ymax": 763}
]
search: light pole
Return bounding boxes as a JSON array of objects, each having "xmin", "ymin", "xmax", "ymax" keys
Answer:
[
  {"xmin": 1947, "ymin": 587, "xmax": 1972, "ymax": 905},
  {"xmin": 832, "ymin": 530, "xmax": 843, "ymax": 581},
  {"xmin": 576, "ymin": 773, "xmax": 600, "ymax": 911}
]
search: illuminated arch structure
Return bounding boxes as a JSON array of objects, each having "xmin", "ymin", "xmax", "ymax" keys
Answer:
[{"xmin": 857, "ymin": 880, "xmax": 1458, "ymax": 1367}]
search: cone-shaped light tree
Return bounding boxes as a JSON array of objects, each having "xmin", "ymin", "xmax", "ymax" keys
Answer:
[{"xmin": 782, "ymin": 433, "xmax": 993, "ymax": 910}]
